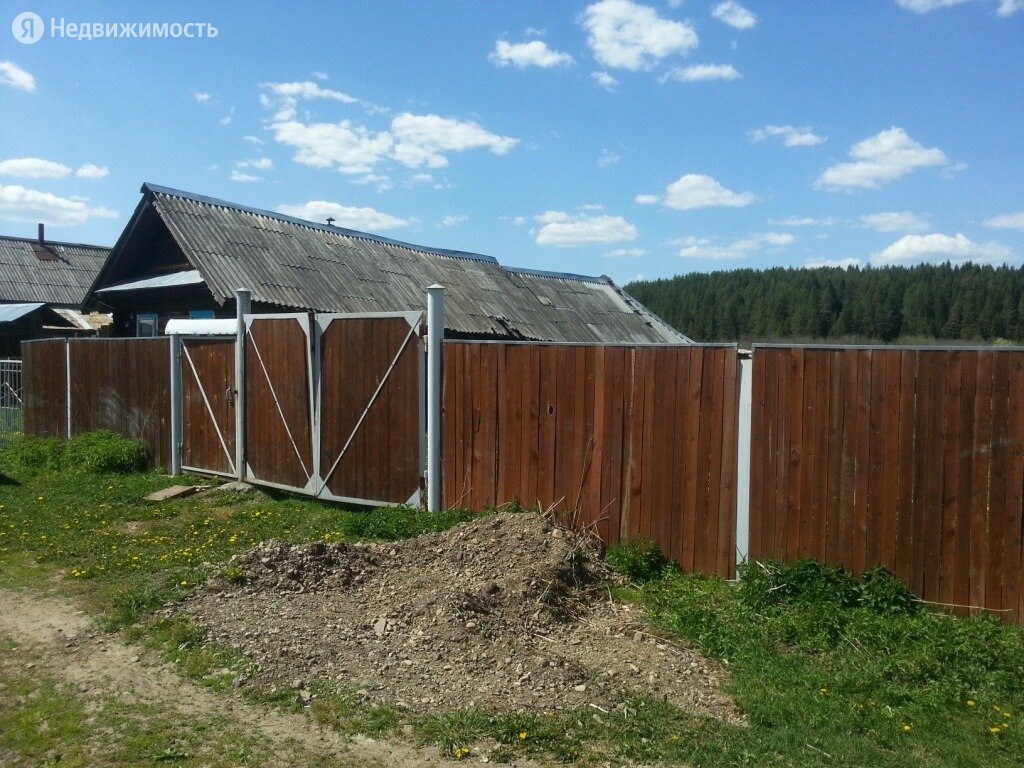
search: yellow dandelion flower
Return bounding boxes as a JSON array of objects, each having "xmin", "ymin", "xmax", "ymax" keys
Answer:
[
  {"xmin": 902, "ymin": 723, "xmax": 913, "ymax": 733},
  {"xmin": 518, "ymin": 731, "xmax": 528, "ymax": 741},
  {"xmin": 179, "ymin": 580, "xmax": 188, "ymax": 587},
  {"xmin": 820, "ymin": 687, "xmax": 828, "ymax": 694},
  {"xmin": 967, "ymin": 700, "xmax": 977, "ymax": 707},
  {"xmin": 989, "ymin": 726, "xmax": 1001, "ymax": 735},
  {"xmin": 994, "ymin": 705, "xmax": 1002, "ymax": 712}
]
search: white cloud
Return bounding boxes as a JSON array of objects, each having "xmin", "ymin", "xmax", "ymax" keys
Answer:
[
  {"xmin": 390, "ymin": 113, "xmax": 518, "ymax": 168},
  {"xmin": 984, "ymin": 211, "xmax": 1024, "ymax": 229},
  {"xmin": 440, "ymin": 214, "xmax": 469, "ymax": 227},
  {"xmin": 711, "ymin": 1, "xmax": 758, "ymax": 29},
  {"xmin": 0, "ymin": 62, "xmax": 35, "ymax": 92},
  {"xmin": 193, "ymin": 91, "xmax": 212, "ymax": 104},
  {"xmin": 817, "ymin": 127, "xmax": 949, "ymax": 190},
  {"xmin": 872, "ymin": 233, "xmax": 1014, "ymax": 265},
  {"xmin": 662, "ymin": 64, "xmax": 740, "ymax": 82},
  {"xmin": 749, "ymin": 124, "xmax": 826, "ymax": 147},
  {"xmin": 243, "ymin": 135, "xmax": 264, "ymax": 145},
  {"xmin": 353, "ymin": 173, "xmax": 393, "ymax": 192},
  {"xmin": 895, "ymin": 0, "xmax": 972, "ymax": 11},
  {"xmin": 311, "ymin": 71, "xmax": 329, "ymax": 81},
  {"xmin": 860, "ymin": 211, "xmax": 930, "ymax": 233},
  {"xmin": 580, "ymin": 0, "xmax": 698, "ymax": 71},
  {"xmin": 998, "ymin": 0, "xmax": 1024, "ymax": 16},
  {"xmin": 512, "ymin": 216, "xmax": 526, "ymax": 226},
  {"xmin": 270, "ymin": 119, "xmax": 394, "ymax": 174},
  {"xmin": 219, "ymin": 108, "xmax": 234, "ymax": 126},
  {"xmin": 769, "ymin": 216, "xmax": 840, "ymax": 226},
  {"xmin": 489, "ymin": 40, "xmax": 575, "ymax": 68},
  {"xmin": 805, "ymin": 257, "xmax": 864, "ymax": 269},
  {"xmin": 409, "ymin": 173, "xmax": 434, "ymax": 185},
  {"xmin": 237, "ymin": 157, "xmax": 274, "ymax": 171},
  {"xmin": 277, "ymin": 200, "xmax": 409, "ymax": 231},
  {"xmin": 0, "ymin": 157, "xmax": 71, "ymax": 179},
  {"xmin": 598, "ymin": 149, "xmax": 620, "ymax": 167},
  {"xmin": 0, "ymin": 184, "xmax": 117, "ymax": 226},
  {"xmin": 678, "ymin": 232, "xmax": 796, "ymax": 260},
  {"xmin": 534, "ymin": 210, "xmax": 639, "ymax": 246},
  {"xmin": 261, "ymin": 80, "xmax": 357, "ymax": 104},
  {"xmin": 229, "ymin": 171, "xmax": 260, "ymax": 182},
  {"xmin": 638, "ymin": 173, "xmax": 756, "ymax": 210},
  {"xmin": 591, "ymin": 70, "xmax": 619, "ymax": 90},
  {"xmin": 605, "ymin": 247, "xmax": 646, "ymax": 257},
  {"xmin": 75, "ymin": 164, "xmax": 110, "ymax": 179}
]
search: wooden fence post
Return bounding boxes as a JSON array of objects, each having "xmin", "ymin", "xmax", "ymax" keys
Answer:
[{"xmin": 169, "ymin": 334, "xmax": 182, "ymax": 476}]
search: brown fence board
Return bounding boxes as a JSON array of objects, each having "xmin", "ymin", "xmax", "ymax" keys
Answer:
[
  {"xmin": 246, "ymin": 317, "xmax": 313, "ymax": 492},
  {"xmin": 68, "ymin": 338, "xmax": 171, "ymax": 469},
  {"xmin": 181, "ymin": 338, "xmax": 236, "ymax": 476},
  {"xmin": 22, "ymin": 339, "xmax": 68, "ymax": 439},
  {"xmin": 442, "ymin": 342, "xmax": 739, "ymax": 578},
  {"xmin": 752, "ymin": 345, "xmax": 1024, "ymax": 623}
]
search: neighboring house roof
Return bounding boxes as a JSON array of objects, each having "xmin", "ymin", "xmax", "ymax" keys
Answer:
[
  {"xmin": 0, "ymin": 303, "xmax": 45, "ymax": 323},
  {"xmin": 89, "ymin": 183, "xmax": 690, "ymax": 344},
  {"xmin": 0, "ymin": 234, "xmax": 111, "ymax": 306}
]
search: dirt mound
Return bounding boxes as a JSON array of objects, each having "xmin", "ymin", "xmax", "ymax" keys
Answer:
[{"xmin": 174, "ymin": 511, "xmax": 741, "ymax": 722}]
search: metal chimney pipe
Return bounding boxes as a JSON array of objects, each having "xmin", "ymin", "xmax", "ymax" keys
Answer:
[{"xmin": 37, "ymin": 222, "xmax": 44, "ymax": 245}]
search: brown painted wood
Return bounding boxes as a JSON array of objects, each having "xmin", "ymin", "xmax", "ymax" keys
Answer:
[
  {"xmin": 986, "ymin": 353, "xmax": 1011, "ymax": 616},
  {"xmin": 718, "ymin": 349, "xmax": 739, "ymax": 577},
  {"xmin": 969, "ymin": 351, "xmax": 995, "ymax": 614},
  {"xmin": 680, "ymin": 348, "xmax": 703, "ymax": 570},
  {"xmin": 877, "ymin": 352, "xmax": 903, "ymax": 572},
  {"xmin": 865, "ymin": 350, "xmax": 887, "ymax": 569},
  {"xmin": 894, "ymin": 350, "xmax": 919, "ymax": 587},
  {"xmin": 748, "ymin": 348, "xmax": 767, "ymax": 561},
  {"xmin": 181, "ymin": 338, "xmax": 236, "ymax": 475},
  {"xmin": 68, "ymin": 338, "xmax": 171, "ymax": 469},
  {"xmin": 21, "ymin": 339, "xmax": 68, "ymax": 440},
  {"xmin": 1004, "ymin": 354, "xmax": 1024, "ymax": 624},
  {"xmin": 952, "ymin": 352, "xmax": 977, "ymax": 613},
  {"xmin": 938, "ymin": 351, "xmax": 963, "ymax": 609}
]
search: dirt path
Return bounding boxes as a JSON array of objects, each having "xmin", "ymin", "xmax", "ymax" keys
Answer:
[{"xmin": 0, "ymin": 587, "xmax": 544, "ymax": 768}]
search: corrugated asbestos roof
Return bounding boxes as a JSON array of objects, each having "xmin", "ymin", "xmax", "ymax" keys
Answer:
[
  {"xmin": 0, "ymin": 235, "xmax": 110, "ymax": 306},
  {"xmin": 100, "ymin": 183, "xmax": 689, "ymax": 344}
]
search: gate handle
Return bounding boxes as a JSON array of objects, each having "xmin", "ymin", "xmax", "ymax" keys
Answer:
[{"xmin": 226, "ymin": 387, "xmax": 234, "ymax": 406}]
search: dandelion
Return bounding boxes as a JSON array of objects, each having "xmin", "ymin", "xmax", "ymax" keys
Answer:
[
  {"xmin": 179, "ymin": 580, "xmax": 188, "ymax": 587},
  {"xmin": 820, "ymin": 687, "xmax": 828, "ymax": 694},
  {"xmin": 518, "ymin": 731, "xmax": 528, "ymax": 741},
  {"xmin": 967, "ymin": 700, "xmax": 977, "ymax": 708},
  {"xmin": 994, "ymin": 705, "xmax": 1002, "ymax": 712},
  {"xmin": 452, "ymin": 746, "xmax": 470, "ymax": 760},
  {"xmin": 989, "ymin": 726, "xmax": 1002, "ymax": 735},
  {"xmin": 902, "ymin": 723, "xmax": 913, "ymax": 733}
]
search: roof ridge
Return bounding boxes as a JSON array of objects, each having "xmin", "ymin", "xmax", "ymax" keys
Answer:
[
  {"xmin": 142, "ymin": 182, "xmax": 499, "ymax": 264},
  {"xmin": 0, "ymin": 234, "xmax": 110, "ymax": 250}
]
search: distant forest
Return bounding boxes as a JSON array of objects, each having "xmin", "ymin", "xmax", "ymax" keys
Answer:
[{"xmin": 625, "ymin": 263, "xmax": 1024, "ymax": 344}]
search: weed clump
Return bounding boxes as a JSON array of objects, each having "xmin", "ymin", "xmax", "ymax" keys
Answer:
[
  {"xmin": 606, "ymin": 538, "xmax": 670, "ymax": 582},
  {"xmin": 63, "ymin": 431, "xmax": 148, "ymax": 473},
  {"xmin": 1, "ymin": 434, "xmax": 65, "ymax": 472}
]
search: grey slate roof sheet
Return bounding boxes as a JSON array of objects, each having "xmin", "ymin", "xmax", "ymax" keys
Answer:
[
  {"xmin": 0, "ymin": 236, "xmax": 110, "ymax": 306},
  {"xmin": 135, "ymin": 184, "xmax": 689, "ymax": 344}
]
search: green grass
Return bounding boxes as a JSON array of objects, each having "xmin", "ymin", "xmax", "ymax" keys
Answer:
[
  {"xmin": 0, "ymin": 434, "xmax": 471, "ymax": 628},
  {"xmin": 3, "ymin": 434, "xmax": 1024, "ymax": 766}
]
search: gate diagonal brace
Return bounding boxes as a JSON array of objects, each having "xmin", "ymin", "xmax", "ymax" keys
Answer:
[
  {"xmin": 319, "ymin": 321, "xmax": 419, "ymax": 495},
  {"xmin": 182, "ymin": 344, "xmax": 236, "ymax": 475},
  {"xmin": 247, "ymin": 329, "xmax": 311, "ymax": 479}
]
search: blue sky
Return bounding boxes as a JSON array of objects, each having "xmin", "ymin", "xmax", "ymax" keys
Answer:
[{"xmin": 1, "ymin": 0, "xmax": 1022, "ymax": 285}]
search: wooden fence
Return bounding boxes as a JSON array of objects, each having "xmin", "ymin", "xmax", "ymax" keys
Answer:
[
  {"xmin": 22, "ymin": 338, "xmax": 172, "ymax": 469},
  {"xmin": 442, "ymin": 342, "xmax": 740, "ymax": 578},
  {"xmin": 750, "ymin": 346, "xmax": 1024, "ymax": 622}
]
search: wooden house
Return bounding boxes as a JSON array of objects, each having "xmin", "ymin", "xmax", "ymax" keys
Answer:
[
  {"xmin": 85, "ymin": 183, "xmax": 689, "ymax": 344},
  {"xmin": 0, "ymin": 226, "xmax": 111, "ymax": 357}
]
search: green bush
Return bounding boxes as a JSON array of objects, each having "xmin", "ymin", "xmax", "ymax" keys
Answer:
[
  {"xmin": 606, "ymin": 538, "xmax": 669, "ymax": 582},
  {"xmin": 0, "ymin": 434, "xmax": 65, "ymax": 471},
  {"xmin": 860, "ymin": 565, "xmax": 918, "ymax": 615},
  {"xmin": 63, "ymin": 431, "xmax": 148, "ymax": 473},
  {"xmin": 739, "ymin": 558, "xmax": 860, "ymax": 610}
]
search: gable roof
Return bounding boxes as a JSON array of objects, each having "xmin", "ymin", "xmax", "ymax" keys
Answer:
[
  {"xmin": 0, "ymin": 234, "xmax": 110, "ymax": 306},
  {"xmin": 91, "ymin": 183, "xmax": 689, "ymax": 344}
]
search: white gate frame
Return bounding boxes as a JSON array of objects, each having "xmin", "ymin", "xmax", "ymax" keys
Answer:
[{"xmin": 313, "ymin": 310, "xmax": 425, "ymax": 507}]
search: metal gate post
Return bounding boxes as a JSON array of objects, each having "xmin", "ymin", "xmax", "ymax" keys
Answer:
[
  {"xmin": 169, "ymin": 334, "xmax": 182, "ymax": 476},
  {"xmin": 234, "ymin": 289, "xmax": 251, "ymax": 482},
  {"xmin": 64, "ymin": 338, "xmax": 71, "ymax": 440},
  {"xmin": 426, "ymin": 285, "xmax": 444, "ymax": 512},
  {"xmin": 735, "ymin": 353, "xmax": 753, "ymax": 572}
]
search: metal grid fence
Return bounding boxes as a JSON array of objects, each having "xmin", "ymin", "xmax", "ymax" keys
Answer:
[{"xmin": 0, "ymin": 358, "xmax": 22, "ymax": 448}]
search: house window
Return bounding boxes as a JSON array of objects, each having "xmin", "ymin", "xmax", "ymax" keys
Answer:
[
  {"xmin": 189, "ymin": 309, "xmax": 215, "ymax": 319},
  {"xmin": 136, "ymin": 313, "xmax": 159, "ymax": 337}
]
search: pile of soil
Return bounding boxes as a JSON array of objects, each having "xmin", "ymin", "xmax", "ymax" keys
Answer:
[{"xmin": 173, "ymin": 511, "xmax": 741, "ymax": 723}]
